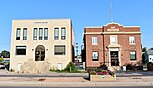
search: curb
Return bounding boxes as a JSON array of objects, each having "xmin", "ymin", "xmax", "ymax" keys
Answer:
[{"xmin": 0, "ymin": 81, "xmax": 153, "ymax": 87}]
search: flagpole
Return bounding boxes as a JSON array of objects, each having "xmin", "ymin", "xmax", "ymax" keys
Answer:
[{"xmin": 110, "ymin": 0, "xmax": 113, "ymax": 22}]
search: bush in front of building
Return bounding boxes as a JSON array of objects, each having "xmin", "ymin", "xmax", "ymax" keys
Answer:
[
  {"xmin": 125, "ymin": 64, "xmax": 143, "ymax": 71},
  {"xmin": 64, "ymin": 62, "xmax": 77, "ymax": 72},
  {"xmin": 50, "ymin": 62, "xmax": 82, "ymax": 73}
]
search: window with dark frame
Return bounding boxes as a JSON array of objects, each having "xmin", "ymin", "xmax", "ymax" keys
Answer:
[
  {"xmin": 16, "ymin": 28, "xmax": 21, "ymax": 40},
  {"xmin": 16, "ymin": 46, "xmax": 26, "ymax": 55},
  {"xmin": 92, "ymin": 51, "xmax": 98, "ymax": 61},
  {"xmin": 23, "ymin": 28, "xmax": 27, "ymax": 40},
  {"xmin": 130, "ymin": 51, "xmax": 136, "ymax": 60},
  {"xmin": 33, "ymin": 28, "xmax": 37, "ymax": 40},
  {"xmin": 61, "ymin": 27, "xmax": 66, "ymax": 40},
  {"xmin": 54, "ymin": 28, "xmax": 59, "ymax": 40},
  {"xmin": 44, "ymin": 28, "xmax": 48, "ymax": 40},
  {"xmin": 54, "ymin": 45, "xmax": 65, "ymax": 55},
  {"xmin": 39, "ymin": 28, "xmax": 43, "ymax": 40}
]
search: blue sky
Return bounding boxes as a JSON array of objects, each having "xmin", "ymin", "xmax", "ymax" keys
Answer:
[{"xmin": 0, "ymin": 0, "xmax": 153, "ymax": 54}]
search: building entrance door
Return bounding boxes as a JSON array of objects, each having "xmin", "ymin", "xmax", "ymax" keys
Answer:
[
  {"xmin": 35, "ymin": 45, "xmax": 45, "ymax": 61},
  {"xmin": 110, "ymin": 51, "xmax": 119, "ymax": 66}
]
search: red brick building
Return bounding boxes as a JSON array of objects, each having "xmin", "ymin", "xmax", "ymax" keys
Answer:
[{"xmin": 84, "ymin": 23, "xmax": 142, "ymax": 69}]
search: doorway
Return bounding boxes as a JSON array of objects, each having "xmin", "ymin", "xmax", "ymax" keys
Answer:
[
  {"xmin": 110, "ymin": 51, "xmax": 119, "ymax": 66},
  {"xmin": 35, "ymin": 45, "xmax": 45, "ymax": 61}
]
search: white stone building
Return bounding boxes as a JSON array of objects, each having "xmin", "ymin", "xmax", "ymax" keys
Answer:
[{"xmin": 10, "ymin": 19, "xmax": 74, "ymax": 73}]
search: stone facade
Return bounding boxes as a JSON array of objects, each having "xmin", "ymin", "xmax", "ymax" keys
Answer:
[
  {"xmin": 10, "ymin": 19, "xmax": 74, "ymax": 73},
  {"xmin": 84, "ymin": 23, "xmax": 142, "ymax": 68}
]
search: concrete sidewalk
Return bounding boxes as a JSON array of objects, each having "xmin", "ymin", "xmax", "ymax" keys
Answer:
[
  {"xmin": 0, "ymin": 70, "xmax": 153, "ymax": 87},
  {"xmin": 0, "ymin": 81, "xmax": 153, "ymax": 87},
  {"xmin": 0, "ymin": 76, "xmax": 153, "ymax": 87}
]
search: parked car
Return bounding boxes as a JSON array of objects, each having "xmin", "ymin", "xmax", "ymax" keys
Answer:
[
  {"xmin": 2, "ymin": 60, "xmax": 10, "ymax": 63},
  {"xmin": 0, "ymin": 62, "xmax": 5, "ymax": 69}
]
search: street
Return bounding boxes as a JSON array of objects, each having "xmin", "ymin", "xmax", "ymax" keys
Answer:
[{"xmin": 0, "ymin": 86, "xmax": 152, "ymax": 88}]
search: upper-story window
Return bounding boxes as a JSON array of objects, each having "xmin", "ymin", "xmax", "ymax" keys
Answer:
[
  {"xmin": 16, "ymin": 28, "xmax": 21, "ymax": 40},
  {"xmin": 110, "ymin": 35, "xmax": 117, "ymax": 44},
  {"xmin": 54, "ymin": 28, "xmax": 59, "ymax": 40},
  {"xmin": 44, "ymin": 28, "xmax": 48, "ymax": 40},
  {"xmin": 39, "ymin": 28, "xmax": 43, "ymax": 40},
  {"xmin": 33, "ymin": 28, "xmax": 37, "ymax": 40},
  {"xmin": 92, "ymin": 37, "xmax": 98, "ymax": 45},
  {"xmin": 23, "ymin": 28, "xmax": 27, "ymax": 40},
  {"xmin": 61, "ymin": 27, "xmax": 66, "ymax": 40},
  {"xmin": 129, "ymin": 36, "xmax": 135, "ymax": 44},
  {"xmin": 92, "ymin": 51, "xmax": 98, "ymax": 61}
]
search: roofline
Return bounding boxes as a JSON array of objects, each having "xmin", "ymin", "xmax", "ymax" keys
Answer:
[
  {"xmin": 124, "ymin": 26, "xmax": 140, "ymax": 28},
  {"xmin": 85, "ymin": 26, "xmax": 103, "ymax": 28},
  {"xmin": 12, "ymin": 18, "xmax": 71, "ymax": 21},
  {"xmin": 85, "ymin": 22, "xmax": 140, "ymax": 28},
  {"xmin": 103, "ymin": 22, "xmax": 123, "ymax": 26}
]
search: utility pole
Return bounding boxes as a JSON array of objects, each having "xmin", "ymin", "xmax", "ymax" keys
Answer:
[{"xmin": 75, "ymin": 43, "xmax": 78, "ymax": 63}]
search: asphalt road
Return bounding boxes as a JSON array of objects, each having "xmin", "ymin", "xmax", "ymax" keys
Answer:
[{"xmin": 0, "ymin": 86, "xmax": 153, "ymax": 88}]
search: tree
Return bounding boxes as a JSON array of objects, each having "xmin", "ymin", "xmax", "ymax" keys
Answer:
[
  {"xmin": 0, "ymin": 50, "xmax": 10, "ymax": 58},
  {"xmin": 142, "ymin": 47, "xmax": 147, "ymax": 52}
]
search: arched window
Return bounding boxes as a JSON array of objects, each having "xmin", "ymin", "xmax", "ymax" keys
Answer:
[{"xmin": 35, "ymin": 45, "xmax": 45, "ymax": 61}]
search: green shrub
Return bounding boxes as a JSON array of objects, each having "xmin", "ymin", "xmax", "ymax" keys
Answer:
[
  {"xmin": 0, "ymin": 58, "xmax": 3, "ymax": 62},
  {"xmin": 64, "ymin": 62, "xmax": 77, "ymax": 72}
]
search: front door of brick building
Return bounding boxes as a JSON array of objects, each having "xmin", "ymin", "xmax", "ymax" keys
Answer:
[{"xmin": 110, "ymin": 51, "xmax": 119, "ymax": 66}]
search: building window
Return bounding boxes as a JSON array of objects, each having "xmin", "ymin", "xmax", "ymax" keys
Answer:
[
  {"xmin": 54, "ymin": 45, "xmax": 65, "ymax": 55},
  {"xmin": 39, "ymin": 28, "xmax": 43, "ymax": 40},
  {"xmin": 110, "ymin": 35, "xmax": 117, "ymax": 44},
  {"xmin": 92, "ymin": 51, "xmax": 98, "ymax": 61},
  {"xmin": 92, "ymin": 37, "xmax": 98, "ymax": 45},
  {"xmin": 16, "ymin": 46, "xmax": 26, "ymax": 55},
  {"xmin": 130, "ymin": 51, "xmax": 136, "ymax": 60},
  {"xmin": 16, "ymin": 28, "xmax": 21, "ymax": 40},
  {"xmin": 33, "ymin": 28, "xmax": 37, "ymax": 40},
  {"xmin": 129, "ymin": 36, "xmax": 135, "ymax": 44},
  {"xmin": 61, "ymin": 27, "xmax": 66, "ymax": 40},
  {"xmin": 23, "ymin": 28, "xmax": 27, "ymax": 40},
  {"xmin": 44, "ymin": 28, "xmax": 48, "ymax": 40},
  {"xmin": 54, "ymin": 28, "xmax": 59, "ymax": 40}
]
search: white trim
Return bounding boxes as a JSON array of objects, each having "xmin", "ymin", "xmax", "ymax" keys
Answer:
[
  {"xmin": 84, "ymin": 32, "xmax": 102, "ymax": 35},
  {"xmin": 108, "ymin": 48, "xmax": 121, "ymax": 66},
  {"xmin": 130, "ymin": 61, "xmax": 137, "ymax": 62},
  {"xmin": 84, "ymin": 32, "xmax": 141, "ymax": 35},
  {"xmin": 103, "ymin": 32, "xmax": 141, "ymax": 34},
  {"xmin": 104, "ymin": 22, "xmax": 123, "ymax": 26},
  {"xmin": 85, "ymin": 26, "xmax": 102, "ymax": 28}
]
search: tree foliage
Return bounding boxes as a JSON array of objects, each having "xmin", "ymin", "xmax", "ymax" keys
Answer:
[
  {"xmin": 142, "ymin": 47, "xmax": 147, "ymax": 52},
  {"xmin": 0, "ymin": 50, "xmax": 10, "ymax": 58}
]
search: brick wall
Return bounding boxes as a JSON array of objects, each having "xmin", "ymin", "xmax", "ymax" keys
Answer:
[{"xmin": 84, "ymin": 23, "xmax": 142, "ymax": 68}]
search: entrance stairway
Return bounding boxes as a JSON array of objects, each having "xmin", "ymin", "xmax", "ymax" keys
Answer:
[
  {"xmin": 20, "ymin": 58, "xmax": 49, "ymax": 73},
  {"xmin": 108, "ymin": 66, "xmax": 121, "ymax": 71}
]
